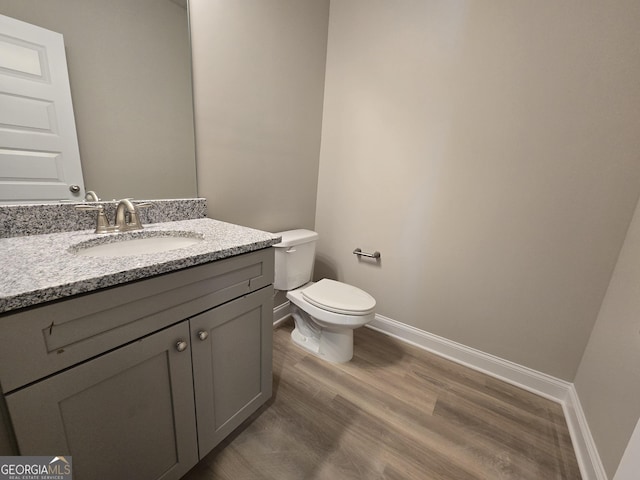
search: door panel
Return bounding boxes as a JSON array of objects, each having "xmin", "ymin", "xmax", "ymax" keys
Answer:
[
  {"xmin": 191, "ymin": 286, "xmax": 273, "ymax": 458},
  {"xmin": 0, "ymin": 14, "xmax": 84, "ymax": 202},
  {"xmin": 6, "ymin": 322, "xmax": 198, "ymax": 480}
]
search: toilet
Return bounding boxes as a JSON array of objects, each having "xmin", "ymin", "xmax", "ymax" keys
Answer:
[{"xmin": 273, "ymin": 229, "xmax": 376, "ymax": 363}]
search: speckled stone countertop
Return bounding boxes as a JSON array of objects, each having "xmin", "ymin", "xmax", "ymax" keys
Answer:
[{"xmin": 0, "ymin": 218, "xmax": 281, "ymax": 314}]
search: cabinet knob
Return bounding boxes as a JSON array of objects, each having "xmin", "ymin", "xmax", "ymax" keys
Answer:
[
  {"xmin": 197, "ymin": 330, "xmax": 209, "ymax": 341},
  {"xmin": 176, "ymin": 340, "xmax": 188, "ymax": 352}
]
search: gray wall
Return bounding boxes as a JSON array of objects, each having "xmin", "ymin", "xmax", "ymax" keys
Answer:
[
  {"xmin": 190, "ymin": 0, "xmax": 329, "ymax": 232},
  {"xmin": 315, "ymin": 0, "xmax": 640, "ymax": 381},
  {"xmin": 574, "ymin": 194, "xmax": 640, "ymax": 478},
  {"xmin": 189, "ymin": 0, "xmax": 640, "ymax": 475},
  {"xmin": 0, "ymin": 0, "xmax": 197, "ymax": 200}
]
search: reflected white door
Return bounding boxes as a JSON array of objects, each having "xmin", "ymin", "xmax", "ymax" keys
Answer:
[{"xmin": 0, "ymin": 14, "xmax": 84, "ymax": 203}]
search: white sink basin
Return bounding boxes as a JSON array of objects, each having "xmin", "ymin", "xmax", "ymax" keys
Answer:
[{"xmin": 72, "ymin": 232, "xmax": 203, "ymax": 258}]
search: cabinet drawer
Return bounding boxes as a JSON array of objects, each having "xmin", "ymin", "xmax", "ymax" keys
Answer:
[{"xmin": 0, "ymin": 248, "xmax": 274, "ymax": 393}]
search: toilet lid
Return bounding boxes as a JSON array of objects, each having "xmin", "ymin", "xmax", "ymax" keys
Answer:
[{"xmin": 302, "ymin": 279, "xmax": 376, "ymax": 315}]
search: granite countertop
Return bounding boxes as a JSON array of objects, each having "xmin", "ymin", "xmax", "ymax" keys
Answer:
[{"xmin": 0, "ymin": 218, "xmax": 281, "ymax": 314}]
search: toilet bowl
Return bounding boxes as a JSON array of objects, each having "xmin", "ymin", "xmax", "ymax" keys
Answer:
[
  {"xmin": 273, "ymin": 230, "xmax": 376, "ymax": 363},
  {"xmin": 287, "ymin": 279, "xmax": 375, "ymax": 362}
]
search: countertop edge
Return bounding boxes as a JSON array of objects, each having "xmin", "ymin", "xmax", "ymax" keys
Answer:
[{"xmin": 0, "ymin": 218, "xmax": 281, "ymax": 315}]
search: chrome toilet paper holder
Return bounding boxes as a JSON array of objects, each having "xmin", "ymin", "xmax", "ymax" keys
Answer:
[{"xmin": 353, "ymin": 248, "xmax": 381, "ymax": 259}]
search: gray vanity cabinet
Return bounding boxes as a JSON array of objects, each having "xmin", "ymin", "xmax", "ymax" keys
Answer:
[
  {"xmin": 191, "ymin": 286, "xmax": 273, "ymax": 457},
  {"xmin": 0, "ymin": 248, "xmax": 274, "ymax": 480},
  {"xmin": 6, "ymin": 321, "xmax": 199, "ymax": 480}
]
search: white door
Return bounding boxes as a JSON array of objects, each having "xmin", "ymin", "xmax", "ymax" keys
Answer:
[{"xmin": 0, "ymin": 14, "xmax": 84, "ymax": 203}]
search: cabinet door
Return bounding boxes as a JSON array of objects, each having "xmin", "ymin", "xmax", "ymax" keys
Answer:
[
  {"xmin": 191, "ymin": 286, "xmax": 273, "ymax": 457},
  {"xmin": 6, "ymin": 322, "xmax": 198, "ymax": 480}
]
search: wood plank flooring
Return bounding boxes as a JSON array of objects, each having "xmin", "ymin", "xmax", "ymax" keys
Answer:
[{"xmin": 182, "ymin": 321, "xmax": 581, "ymax": 480}]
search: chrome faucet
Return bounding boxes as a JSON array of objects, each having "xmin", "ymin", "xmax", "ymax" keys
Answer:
[
  {"xmin": 75, "ymin": 199, "xmax": 151, "ymax": 234},
  {"xmin": 115, "ymin": 199, "xmax": 151, "ymax": 231}
]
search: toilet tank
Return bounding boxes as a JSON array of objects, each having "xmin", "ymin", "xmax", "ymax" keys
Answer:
[{"xmin": 273, "ymin": 229, "xmax": 319, "ymax": 290}]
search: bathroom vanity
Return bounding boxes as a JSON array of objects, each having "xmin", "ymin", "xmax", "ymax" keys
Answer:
[{"xmin": 0, "ymin": 216, "xmax": 280, "ymax": 480}]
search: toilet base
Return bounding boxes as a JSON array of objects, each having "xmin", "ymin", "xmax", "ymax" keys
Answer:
[{"xmin": 290, "ymin": 306, "xmax": 354, "ymax": 363}]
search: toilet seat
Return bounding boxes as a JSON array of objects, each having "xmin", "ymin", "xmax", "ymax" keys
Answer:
[{"xmin": 302, "ymin": 279, "xmax": 376, "ymax": 315}]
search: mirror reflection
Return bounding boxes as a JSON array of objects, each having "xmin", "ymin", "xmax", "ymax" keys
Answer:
[{"xmin": 0, "ymin": 0, "xmax": 197, "ymax": 202}]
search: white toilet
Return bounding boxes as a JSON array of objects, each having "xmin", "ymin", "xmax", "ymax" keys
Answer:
[{"xmin": 273, "ymin": 229, "xmax": 376, "ymax": 363}]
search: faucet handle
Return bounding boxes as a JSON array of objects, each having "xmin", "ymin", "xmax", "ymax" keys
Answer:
[
  {"xmin": 131, "ymin": 202, "xmax": 153, "ymax": 228},
  {"xmin": 75, "ymin": 203, "xmax": 103, "ymax": 211},
  {"xmin": 75, "ymin": 204, "xmax": 113, "ymax": 234}
]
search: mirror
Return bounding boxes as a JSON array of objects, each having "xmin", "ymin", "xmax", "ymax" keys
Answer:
[{"xmin": 0, "ymin": 0, "xmax": 197, "ymax": 202}]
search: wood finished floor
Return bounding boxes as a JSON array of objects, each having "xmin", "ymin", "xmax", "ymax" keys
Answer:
[{"xmin": 182, "ymin": 321, "xmax": 581, "ymax": 480}]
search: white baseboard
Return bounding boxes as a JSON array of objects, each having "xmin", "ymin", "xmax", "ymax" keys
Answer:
[
  {"xmin": 367, "ymin": 314, "xmax": 570, "ymax": 401},
  {"xmin": 273, "ymin": 301, "xmax": 291, "ymax": 327},
  {"xmin": 563, "ymin": 385, "xmax": 609, "ymax": 480},
  {"xmin": 367, "ymin": 314, "xmax": 607, "ymax": 480}
]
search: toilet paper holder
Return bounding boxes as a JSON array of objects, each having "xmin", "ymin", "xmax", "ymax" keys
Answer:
[{"xmin": 353, "ymin": 248, "xmax": 381, "ymax": 259}]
